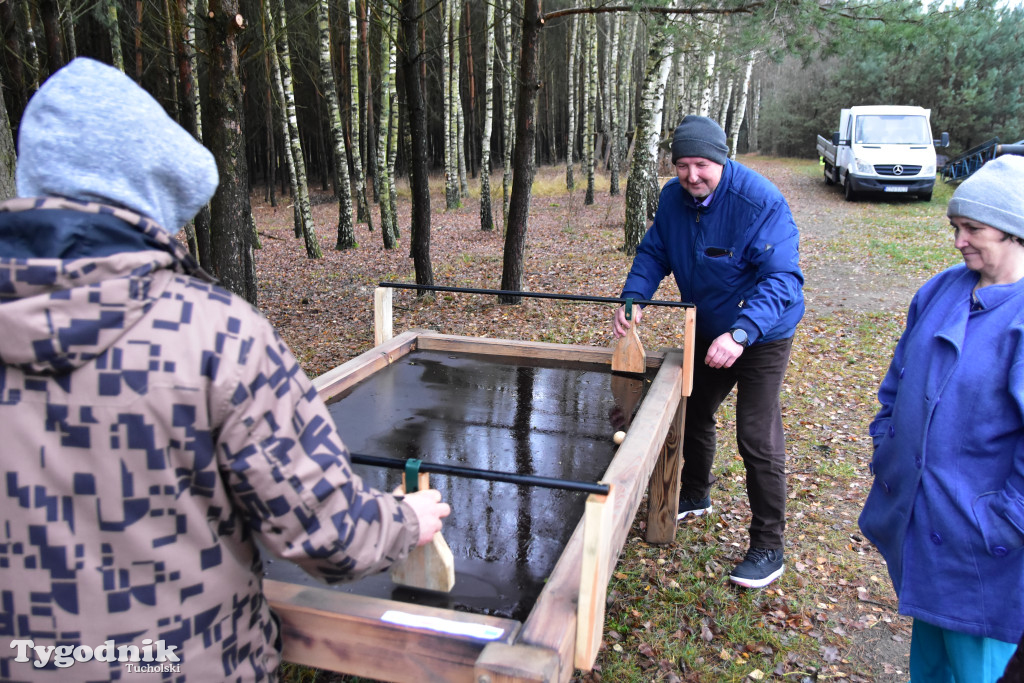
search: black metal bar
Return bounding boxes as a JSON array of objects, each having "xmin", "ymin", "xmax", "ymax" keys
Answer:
[
  {"xmin": 350, "ymin": 453, "xmax": 611, "ymax": 496},
  {"xmin": 378, "ymin": 281, "xmax": 694, "ymax": 309}
]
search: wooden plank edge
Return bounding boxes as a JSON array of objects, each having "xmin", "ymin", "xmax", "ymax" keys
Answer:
[
  {"xmin": 312, "ymin": 329, "xmax": 422, "ymax": 401},
  {"xmin": 574, "ymin": 484, "xmax": 615, "ymax": 671}
]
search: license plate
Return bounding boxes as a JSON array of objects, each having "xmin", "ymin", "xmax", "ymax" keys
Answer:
[{"xmin": 884, "ymin": 186, "xmax": 909, "ymax": 193}]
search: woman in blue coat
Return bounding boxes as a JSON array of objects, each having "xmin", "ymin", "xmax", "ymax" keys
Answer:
[{"xmin": 859, "ymin": 154, "xmax": 1024, "ymax": 682}]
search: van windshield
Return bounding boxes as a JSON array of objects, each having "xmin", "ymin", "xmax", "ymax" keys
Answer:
[{"xmin": 854, "ymin": 115, "xmax": 932, "ymax": 145}]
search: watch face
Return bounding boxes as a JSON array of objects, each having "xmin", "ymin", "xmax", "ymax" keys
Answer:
[{"xmin": 731, "ymin": 329, "xmax": 748, "ymax": 345}]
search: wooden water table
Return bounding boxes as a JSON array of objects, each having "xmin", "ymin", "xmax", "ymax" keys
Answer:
[{"xmin": 264, "ymin": 285, "xmax": 696, "ymax": 682}]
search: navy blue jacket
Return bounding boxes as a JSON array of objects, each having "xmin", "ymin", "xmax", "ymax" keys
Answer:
[{"xmin": 621, "ymin": 161, "xmax": 804, "ymax": 344}]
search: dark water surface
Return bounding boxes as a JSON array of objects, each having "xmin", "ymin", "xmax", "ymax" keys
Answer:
[{"xmin": 263, "ymin": 349, "xmax": 649, "ymax": 621}]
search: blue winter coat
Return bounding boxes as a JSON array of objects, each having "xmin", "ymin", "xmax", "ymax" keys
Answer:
[
  {"xmin": 620, "ymin": 160, "xmax": 804, "ymax": 344},
  {"xmin": 859, "ymin": 265, "xmax": 1024, "ymax": 643}
]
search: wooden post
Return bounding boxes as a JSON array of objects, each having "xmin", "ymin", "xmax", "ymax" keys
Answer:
[
  {"xmin": 681, "ymin": 307, "xmax": 696, "ymax": 397},
  {"xmin": 374, "ymin": 286, "xmax": 393, "ymax": 345},
  {"xmin": 574, "ymin": 483, "xmax": 615, "ymax": 671}
]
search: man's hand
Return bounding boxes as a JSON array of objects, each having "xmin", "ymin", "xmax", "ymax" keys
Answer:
[
  {"xmin": 611, "ymin": 304, "xmax": 644, "ymax": 338},
  {"xmin": 397, "ymin": 488, "xmax": 452, "ymax": 546},
  {"xmin": 705, "ymin": 332, "xmax": 745, "ymax": 369}
]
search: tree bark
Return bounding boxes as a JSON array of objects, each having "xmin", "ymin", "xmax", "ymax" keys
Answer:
[
  {"xmin": 206, "ymin": 0, "xmax": 257, "ymax": 303},
  {"xmin": 273, "ymin": 0, "xmax": 322, "ymax": 258},
  {"xmin": 500, "ymin": 0, "xmax": 515, "ymax": 230},
  {"xmin": 177, "ymin": 0, "xmax": 210, "ymax": 266},
  {"xmin": 583, "ymin": 14, "xmax": 596, "ymax": 205},
  {"xmin": 607, "ymin": 13, "xmax": 621, "ymax": 196},
  {"xmin": 399, "ymin": 0, "xmax": 433, "ymax": 289},
  {"xmin": 623, "ymin": 18, "xmax": 669, "ymax": 255},
  {"xmin": 498, "ymin": 0, "xmax": 541, "ymax": 304},
  {"xmin": 0, "ymin": 72, "xmax": 16, "ymax": 200},
  {"xmin": 348, "ymin": 0, "xmax": 372, "ymax": 227},
  {"xmin": 314, "ymin": 0, "xmax": 355, "ymax": 250},
  {"xmin": 104, "ymin": 0, "xmax": 124, "ymax": 72},
  {"xmin": 378, "ymin": 4, "xmax": 398, "ymax": 249},
  {"xmin": 728, "ymin": 53, "xmax": 755, "ymax": 159},
  {"xmin": 565, "ymin": 9, "xmax": 578, "ymax": 191},
  {"xmin": 478, "ymin": 0, "xmax": 495, "ymax": 231}
]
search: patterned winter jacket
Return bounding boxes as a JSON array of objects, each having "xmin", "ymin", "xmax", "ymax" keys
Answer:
[{"xmin": 0, "ymin": 198, "xmax": 420, "ymax": 681}]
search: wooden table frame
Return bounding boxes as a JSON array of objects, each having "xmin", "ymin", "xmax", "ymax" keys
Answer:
[{"xmin": 266, "ymin": 295, "xmax": 695, "ymax": 682}]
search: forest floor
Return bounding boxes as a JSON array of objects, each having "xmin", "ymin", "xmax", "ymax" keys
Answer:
[{"xmin": 257, "ymin": 156, "xmax": 962, "ymax": 682}]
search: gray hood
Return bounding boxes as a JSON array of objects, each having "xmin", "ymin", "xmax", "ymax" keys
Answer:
[{"xmin": 15, "ymin": 57, "xmax": 218, "ymax": 235}]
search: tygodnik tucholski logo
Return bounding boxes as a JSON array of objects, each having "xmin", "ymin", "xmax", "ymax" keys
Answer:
[{"xmin": 9, "ymin": 638, "xmax": 181, "ymax": 672}]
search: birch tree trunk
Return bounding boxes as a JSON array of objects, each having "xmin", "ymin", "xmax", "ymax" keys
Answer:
[
  {"xmin": 500, "ymin": 0, "xmax": 515, "ymax": 231},
  {"xmin": 103, "ymin": 0, "xmax": 124, "ymax": 72},
  {"xmin": 564, "ymin": 9, "xmax": 578, "ymax": 191},
  {"xmin": 348, "ymin": 0, "xmax": 372, "ymax": 227},
  {"xmin": 623, "ymin": 19, "xmax": 669, "ymax": 255},
  {"xmin": 385, "ymin": 20, "xmax": 399, "ymax": 241},
  {"xmin": 728, "ymin": 54, "xmax": 755, "ymax": 159},
  {"xmin": 206, "ymin": 0, "xmax": 256, "ymax": 303},
  {"xmin": 583, "ymin": 13, "xmax": 596, "ymax": 205},
  {"xmin": 443, "ymin": 0, "xmax": 459, "ymax": 209},
  {"xmin": 607, "ymin": 12, "xmax": 620, "ymax": 196},
  {"xmin": 479, "ymin": 0, "xmax": 495, "ymax": 231},
  {"xmin": 262, "ymin": 0, "xmax": 300, "ymax": 238},
  {"xmin": 177, "ymin": 0, "xmax": 210, "ymax": 266},
  {"xmin": 314, "ymin": 0, "xmax": 355, "ymax": 250},
  {"xmin": 274, "ymin": 0, "xmax": 321, "ymax": 258},
  {"xmin": 454, "ymin": 0, "xmax": 468, "ymax": 199},
  {"xmin": 0, "ymin": 73, "xmax": 15, "ymax": 200},
  {"xmin": 378, "ymin": 6, "xmax": 398, "ymax": 249},
  {"xmin": 61, "ymin": 0, "xmax": 76, "ymax": 59},
  {"xmin": 399, "ymin": 0, "xmax": 434, "ymax": 288},
  {"xmin": 698, "ymin": 24, "xmax": 717, "ymax": 117},
  {"xmin": 748, "ymin": 74, "xmax": 760, "ymax": 153}
]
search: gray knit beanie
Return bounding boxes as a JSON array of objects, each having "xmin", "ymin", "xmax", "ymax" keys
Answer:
[
  {"xmin": 16, "ymin": 57, "xmax": 218, "ymax": 235},
  {"xmin": 947, "ymin": 154, "xmax": 1024, "ymax": 239},
  {"xmin": 670, "ymin": 115, "xmax": 729, "ymax": 165}
]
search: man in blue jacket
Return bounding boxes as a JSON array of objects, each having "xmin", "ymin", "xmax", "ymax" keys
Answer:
[{"xmin": 612, "ymin": 115, "xmax": 804, "ymax": 588}]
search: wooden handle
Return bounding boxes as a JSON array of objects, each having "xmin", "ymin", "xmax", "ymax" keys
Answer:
[{"xmin": 390, "ymin": 471, "xmax": 456, "ymax": 593}]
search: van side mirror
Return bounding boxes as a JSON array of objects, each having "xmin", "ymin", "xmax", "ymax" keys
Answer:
[
  {"xmin": 831, "ymin": 131, "xmax": 840, "ymax": 146},
  {"xmin": 936, "ymin": 132, "xmax": 949, "ymax": 148}
]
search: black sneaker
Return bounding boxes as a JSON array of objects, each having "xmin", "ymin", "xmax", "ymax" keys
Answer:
[
  {"xmin": 677, "ymin": 495, "xmax": 712, "ymax": 521},
  {"xmin": 729, "ymin": 547, "xmax": 784, "ymax": 588}
]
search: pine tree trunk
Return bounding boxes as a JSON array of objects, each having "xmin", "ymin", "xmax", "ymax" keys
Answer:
[
  {"xmin": 314, "ymin": 0, "xmax": 355, "ymax": 250},
  {"xmin": 478, "ymin": 0, "xmax": 495, "ymax": 232},
  {"xmin": 274, "ymin": 0, "xmax": 322, "ymax": 258},
  {"xmin": 399, "ymin": 0, "xmax": 433, "ymax": 288},
  {"xmin": 564, "ymin": 10, "xmax": 578, "ymax": 191},
  {"xmin": 348, "ymin": 0, "xmax": 372, "ymax": 227},
  {"xmin": 498, "ymin": 0, "xmax": 540, "ymax": 303},
  {"xmin": 206, "ymin": 0, "xmax": 257, "ymax": 303},
  {"xmin": 39, "ymin": 0, "xmax": 64, "ymax": 76},
  {"xmin": 623, "ymin": 20, "xmax": 669, "ymax": 256}
]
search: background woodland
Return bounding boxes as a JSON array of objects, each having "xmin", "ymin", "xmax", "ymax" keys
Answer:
[{"xmin": 0, "ymin": 0, "xmax": 1022, "ymax": 303}]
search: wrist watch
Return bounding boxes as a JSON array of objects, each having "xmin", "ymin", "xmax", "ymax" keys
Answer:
[{"xmin": 729, "ymin": 328, "xmax": 749, "ymax": 347}]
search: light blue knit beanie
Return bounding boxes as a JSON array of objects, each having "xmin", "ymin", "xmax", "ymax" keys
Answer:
[
  {"xmin": 16, "ymin": 57, "xmax": 218, "ymax": 235},
  {"xmin": 947, "ymin": 154, "xmax": 1024, "ymax": 239}
]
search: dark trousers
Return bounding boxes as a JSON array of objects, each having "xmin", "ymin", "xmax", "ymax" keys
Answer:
[{"xmin": 681, "ymin": 336, "xmax": 793, "ymax": 550}]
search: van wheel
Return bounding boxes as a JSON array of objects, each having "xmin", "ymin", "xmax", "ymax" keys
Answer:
[
  {"xmin": 844, "ymin": 176, "xmax": 857, "ymax": 202},
  {"xmin": 824, "ymin": 163, "xmax": 835, "ymax": 186}
]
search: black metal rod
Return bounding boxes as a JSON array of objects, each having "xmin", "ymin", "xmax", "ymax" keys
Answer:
[
  {"xmin": 378, "ymin": 282, "xmax": 693, "ymax": 309},
  {"xmin": 350, "ymin": 453, "xmax": 611, "ymax": 496}
]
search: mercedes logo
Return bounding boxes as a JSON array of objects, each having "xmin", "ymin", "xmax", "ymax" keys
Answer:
[{"xmin": 893, "ymin": 165, "xmax": 904, "ymax": 175}]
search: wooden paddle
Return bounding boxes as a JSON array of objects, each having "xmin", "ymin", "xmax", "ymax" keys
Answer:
[
  {"xmin": 611, "ymin": 298, "xmax": 646, "ymax": 375},
  {"xmin": 390, "ymin": 467, "xmax": 456, "ymax": 593}
]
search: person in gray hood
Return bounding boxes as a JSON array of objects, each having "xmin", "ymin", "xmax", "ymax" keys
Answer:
[{"xmin": 0, "ymin": 57, "xmax": 450, "ymax": 681}]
